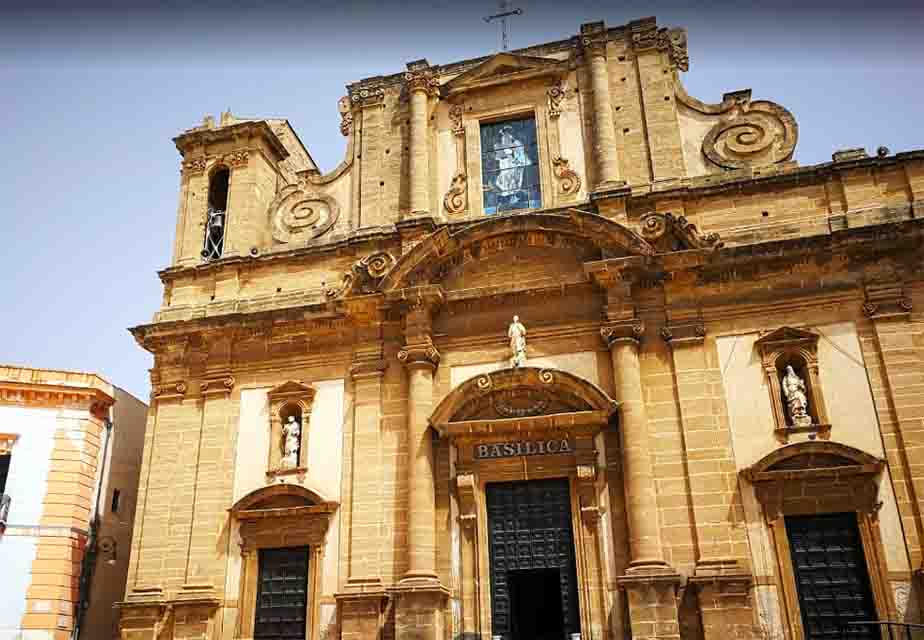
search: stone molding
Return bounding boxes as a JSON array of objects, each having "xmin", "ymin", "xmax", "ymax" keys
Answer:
[
  {"xmin": 863, "ymin": 284, "xmax": 913, "ymax": 319},
  {"xmin": 660, "ymin": 319, "xmax": 706, "ymax": 346}
]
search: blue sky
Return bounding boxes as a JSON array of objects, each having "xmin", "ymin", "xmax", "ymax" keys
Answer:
[{"xmin": 1, "ymin": 1, "xmax": 922, "ymax": 400}]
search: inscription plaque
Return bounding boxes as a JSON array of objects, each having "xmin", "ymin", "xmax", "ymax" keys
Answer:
[{"xmin": 475, "ymin": 439, "xmax": 572, "ymax": 460}]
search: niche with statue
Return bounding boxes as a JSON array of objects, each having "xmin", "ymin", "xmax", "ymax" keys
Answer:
[
  {"xmin": 266, "ymin": 381, "xmax": 317, "ymax": 475},
  {"xmin": 754, "ymin": 327, "xmax": 831, "ymax": 443}
]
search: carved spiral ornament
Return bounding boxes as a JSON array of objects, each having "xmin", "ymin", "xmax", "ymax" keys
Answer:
[
  {"xmin": 539, "ymin": 369, "xmax": 554, "ymax": 384},
  {"xmin": 475, "ymin": 375, "xmax": 493, "ymax": 391},
  {"xmin": 269, "ymin": 183, "xmax": 340, "ymax": 244},
  {"xmin": 443, "ymin": 172, "xmax": 468, "ymax": 215},
  {"xmin": 703, "ymin": 100, "xmax": 797, "ymax": 170}
]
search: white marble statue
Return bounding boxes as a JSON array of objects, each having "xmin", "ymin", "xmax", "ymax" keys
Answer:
[
  {"xmin": 781, "ymin": 365, "xmax": 812, "ymax": 427},
  {"xmin": 281, "ymin": 414, "xmax": 301, "ymax": 468},
  {"xmin": 508, "ymin": 315, "xmax": 527, "ymax": 368}
]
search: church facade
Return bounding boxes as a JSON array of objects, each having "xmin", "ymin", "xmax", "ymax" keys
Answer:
[{"xmin": 121, "ymin": 16, "xmax": 924, "ymax": 640}]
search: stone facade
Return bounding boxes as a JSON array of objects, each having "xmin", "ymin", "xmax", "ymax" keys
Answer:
[
  {"xmin": 122, "ymin": 16, "xmax": 924, "ymax": 640},
  {"xmin": 0, "ymin": 366, "xmax": 147, "ymax": 640}
]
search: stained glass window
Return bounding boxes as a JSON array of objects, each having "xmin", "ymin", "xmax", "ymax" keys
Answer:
[{"xmin": 480, "ymin": 117, "xmax": 541, "ymax": 215}]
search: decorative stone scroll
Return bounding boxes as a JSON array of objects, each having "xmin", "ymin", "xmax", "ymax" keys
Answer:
[
  {"xmin": 704, "ymin": 91, "xmax": 797, "ymax": 170},
  {"xmin": 338, "ymin": 96, "xmax": 353, "ymax": 137},
  {"xmin": 754, "ymin": 326, "xmax": 830, "ymax": 443},
  {"xmin": 639, "ymin": 212, "xmax": 722, "ymax": 251},
  {"xmin": 326, "ymin": 251, "xmax": 396, "ymax": 299},
  {"xmin": 631, "ymin": 24, "xmax": 689, "ymax": 72},
  {"xmin": 443, "ymin": 172, "xmax": 467, "ymax": 215},
  {"xmin": 449, "ymin": 104, "xmax": 464, "ymax": 137},
  {"xmin": 552, "ymin": 157, "xmax": 581, "ymax": 195},
  {"xmin": 268, "ymin": 182, "xmax": 340, "ymax": 243}
]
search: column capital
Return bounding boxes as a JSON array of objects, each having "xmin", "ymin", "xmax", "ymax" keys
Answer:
[
  {"xmin": 581, "ymin": 37, "xmax": 608, "ymax": 58},
  {"xmin": 398, "ymin": 340, "xmax": 440, "ymax": 371},
  {"xmin": 405, "ymin": 60, "xmax": 440, "ymax": 97},
  {"xmin": 601, "ymin": 321, "xmax": 645, "ymax": 349}
]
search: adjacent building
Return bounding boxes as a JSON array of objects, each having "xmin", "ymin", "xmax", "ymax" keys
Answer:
[
  {"xmin": 121, "ymin": 16, "xmax": 924, "ymax": 640},
  {"xmin": 0, "ymin": 366, "xmax": 147, "ymax": 640}
]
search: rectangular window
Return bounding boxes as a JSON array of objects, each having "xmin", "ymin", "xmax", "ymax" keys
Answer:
[
  {"xmin": 0, "ymin": 454, "xmax": 10, "ymax": 495},
  {"xmin": 480, "ymin": 116, "xmax": 541, "ymax": 215},
  {"xmin": 111, "ymin": 488, "xmax": 121, "ymax": 513},
  {"xmin": 254, "ymin": 547, "xmax": 309, "ymax": 640}
]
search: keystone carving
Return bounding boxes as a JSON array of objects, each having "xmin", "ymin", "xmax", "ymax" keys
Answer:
[
  {"xmin": 326, "ymin": 251, "xmax": 396, "ymax": 299},
  {"xmin": 552, "ymin": 157, "xmax": 581, "ymax": 195},
  {"xmin": 443, "ymin": 172, "xmax": 467, "ymax": 215},
  {"xmin": 639, "ymin": 212, "xmax": 722, "ymax": 251}
]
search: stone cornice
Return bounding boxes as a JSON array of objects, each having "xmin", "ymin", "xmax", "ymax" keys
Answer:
[
  {"xmin": 0, "ymin": 365, "xmax": 115, "ymax": 410},
  {"xmin": 173, "ymin": 120, "xmax": 289, "ymax": 161}
]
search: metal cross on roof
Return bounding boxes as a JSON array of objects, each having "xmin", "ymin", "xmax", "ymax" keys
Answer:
[{"xmin": 483, "ymin": 0, "xmax": 523, "ymax": 52}]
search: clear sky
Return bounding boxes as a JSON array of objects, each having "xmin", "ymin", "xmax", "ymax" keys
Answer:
[{"xmin": 1, "ymin": 0, "xmax": 922, "ymax": 401}]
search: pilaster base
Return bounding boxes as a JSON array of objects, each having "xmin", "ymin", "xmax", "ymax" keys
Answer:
[
  {"xmin": 619, "ymin": 569, "xmax": 683, "ymax": 640},
  {"xmin": 335, "ymin": 585, "xmax": 390, "ymax": 640},
  {"xmin": 390, "ymin": 581, "xmax": 450, "ymax": 640},
  {"xmin": 689, "ymin": 559, "xmax": 754, "ymax": 640}
]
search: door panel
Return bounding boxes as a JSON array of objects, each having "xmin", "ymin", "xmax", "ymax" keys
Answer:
[
  {"xmin": 487, "ymin": 478, "xmax": 580, "ymax": 640},
  {"xmin": 786, "ymin": 513, "xmax": 877, "ymax": 640}
]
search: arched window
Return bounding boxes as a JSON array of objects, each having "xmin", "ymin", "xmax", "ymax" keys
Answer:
[{"xmin": 202, "ymin": 167, "xmax": 229, "ymax": 260}]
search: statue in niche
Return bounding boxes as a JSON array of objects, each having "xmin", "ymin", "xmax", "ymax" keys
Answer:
[
  {"xmin": 508, "ymin": 315, "xmax": 527, "ymax": 368},
  {"xmin": 281, "ymin": 414, "xmax": 301, "ymax": 468},
  {"xmin": 782, "ymin": 365, "xmax": 812, "ymax": 427}
]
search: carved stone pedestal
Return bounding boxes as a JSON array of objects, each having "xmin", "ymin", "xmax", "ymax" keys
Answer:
[
  {"xmin": 619, "ymin": 571, "xmax": 683, "ymax": 640},
  {"xmin": 391, "ymin": 583, "xmax": 450, "ymax": 640},
  {"xmin": 689, "ymin": 560, "xmax": 754, "ymax": 640}
]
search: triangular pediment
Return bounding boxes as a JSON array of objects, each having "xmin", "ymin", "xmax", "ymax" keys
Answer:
[
  {"xmin": 754, "ymin": 326, "xmax": 819, "ymax": 348},
  {"xmin": 445, "ymin": 52, "xmax": 568, "ymax": 96},
  {"xmin": 267, "ymin": 380, "xmax": 315, "ymax": 400}
]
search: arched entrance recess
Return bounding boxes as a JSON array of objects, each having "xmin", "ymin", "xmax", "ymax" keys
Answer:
[
  {"xmin": 434, "ymin": 366, "xmax": 621, "ymax": 640},
  {"xmin": 743, "ymin": 441, "xmax": 895, "ymax": 640},
  {"xmin": 229, "ymin": 485, "xmax": 338, "ymax": 640},
  {"xmin": 379, "ymin": 208, "xmax": 654, "ymax": 292}
]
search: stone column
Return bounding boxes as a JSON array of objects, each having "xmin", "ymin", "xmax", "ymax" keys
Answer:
[
  {"xmin": 398, "ymin": 343, "xmax": 440, "ymax": 582},
  {"xmin": 405, "ymin": 60, "xmax": 437, "ymax": 218},
  {"xmin": 601, "ymin": 322, "xmax": 669, "ymax": 571},
  {"xmin": 582, "ymin": 27, "xmax": 622, "ymax": 191}
]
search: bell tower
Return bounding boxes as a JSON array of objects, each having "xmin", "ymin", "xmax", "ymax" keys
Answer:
[{"xmin": 171, "ymin": 111, "xmax": 291, "ymax": 266}]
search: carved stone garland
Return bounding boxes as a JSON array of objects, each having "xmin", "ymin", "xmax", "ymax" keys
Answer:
[{"xmin": 545, "ymin": 79, "xmax": 583, "ymax": 200}]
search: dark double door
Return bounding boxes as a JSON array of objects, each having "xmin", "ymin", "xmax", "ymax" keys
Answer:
[
  {"xmin": 786, "ymin": 513, "xmax": 878, "ymax": 640},
  {"xmin": 487, "ymin": 479, "xmax": 581, "ymax": 640}
]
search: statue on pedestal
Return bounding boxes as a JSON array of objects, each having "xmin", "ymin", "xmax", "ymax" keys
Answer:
[
  {"xmin": 508, "ymin": 315, "xmax": 527, "ymax": 368},
  {"xmin": 281, "ymin": 414, "xmax": 301, "ymax": 468},
  {"xmin": 782, "ymin": 365, "xmax": 812, "ymax": 427}
]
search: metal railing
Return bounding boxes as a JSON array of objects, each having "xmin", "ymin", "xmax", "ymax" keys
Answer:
[
  {"xmin": 842, "ymin": 621, "xmax": 924, "ymax": 640},
  {"xmin": 0, "ymin": 494, "xmax": 10, "ymax": 529}
]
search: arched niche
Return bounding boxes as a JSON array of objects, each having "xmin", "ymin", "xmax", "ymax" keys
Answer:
[
  {"xmin": 754, "ymin": 326, "xmax": 830, "ymax": 443},
  {"xmin": 266, "ymin": 381, "xmax": 316, "ymax": 474},
  {"xmin": 230, "ymin": 484, "xmax": 339, "ymax": 640},
  {"xmin": 742, "ymin": 441, "xmax": 894, "ymax": 640}
]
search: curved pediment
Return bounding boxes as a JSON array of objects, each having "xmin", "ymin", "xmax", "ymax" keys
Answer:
[
  {"xmin": 744, "ymin": 441, "xmax": 883, "ymax": 483},
  {"xmin": 380, "ymin": 210, "xmax": 653, "ymax": 292},
  {"xmin": 430, "ymin": 367, "xmax": 617, "ymax": 432},
  {"xmin": 230, "ymin": 483, "xmax": 334, "ymax": 515}
]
